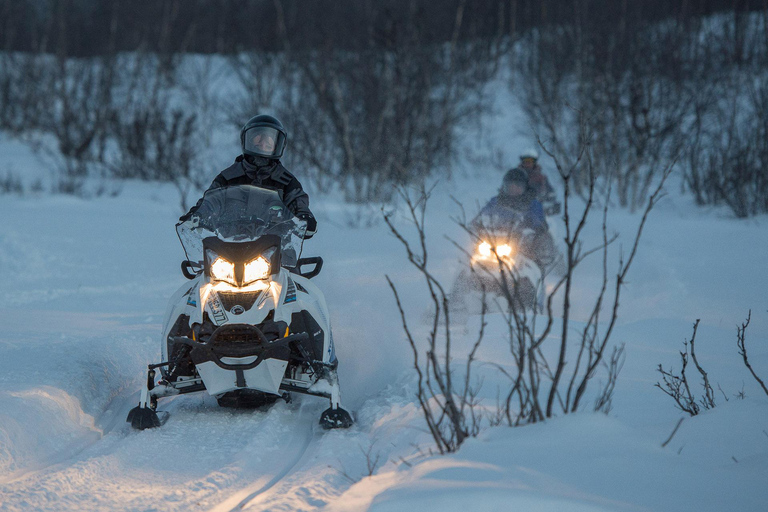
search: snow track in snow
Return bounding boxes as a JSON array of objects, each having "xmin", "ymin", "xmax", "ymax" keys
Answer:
[
  {"xmin": 212, "ymin": 401, "xmax": 318, "ymax": 512},
  {"xmin": 0, "ymin": 386, "xmax": 347, "ymax": 512}
]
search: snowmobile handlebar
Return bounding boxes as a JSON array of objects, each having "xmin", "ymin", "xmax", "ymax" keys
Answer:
[
  {"xmin": 181, "ymin": 260, "xmax": 202, "ymax": 280},
  {"xmin": 296, "ymin": 257, "xmax": 323, "ymax": 279}
]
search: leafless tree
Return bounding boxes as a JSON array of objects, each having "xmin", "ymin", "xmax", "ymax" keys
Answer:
[
  {"xmin": 224, "ymin": 51, "xmax": 284, "ymax": 130},
  {"xmin": 516, "ymin": 4, "xmax": 767, "ymax": 214},
  {"xmin": 280, "ymin": 2, "xmax": 501, "ymax": 203}
]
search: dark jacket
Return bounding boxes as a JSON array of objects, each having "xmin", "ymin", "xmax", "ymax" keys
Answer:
[
  {"xmin": 183, "ymin": 155, "xmax": 316, "ymax": 236},
  {"xmin": 478, "ymin": 189, "xmax": 547, "ymax": 234}
]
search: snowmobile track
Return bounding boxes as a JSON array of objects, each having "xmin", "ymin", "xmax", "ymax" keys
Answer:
[{"xmin": 222, "ymin": 405, "xmax": 317, "ymax": 511}]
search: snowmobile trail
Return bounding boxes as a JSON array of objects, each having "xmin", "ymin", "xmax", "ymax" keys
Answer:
[
  {"xmin": 209, "ymin": 400, "xmax": 319, "ymax": 512},
  {"xmin": 0, "ymin": 398, "xmax": 326, "ymax": 512}
]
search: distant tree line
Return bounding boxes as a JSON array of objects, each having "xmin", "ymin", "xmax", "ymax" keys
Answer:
[
  {"xmin": 1, "ymin": 0, "xmax": 767, "ymax": 216},
  {"xmin": 517, "ymin": 0, "xmax": 768, "ymax": 217},
  {"xmin": 0, "ymin": 0, "xmax": 759, "ymax": 56}
]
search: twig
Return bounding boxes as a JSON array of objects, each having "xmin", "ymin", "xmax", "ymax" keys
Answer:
[
  {"xmin": 736, "ymin": 311, "xmax": 768, "ymax": 397},
  {"xmin": 661, "ymin": 417, "xmax": 685, "ymax": 448}
]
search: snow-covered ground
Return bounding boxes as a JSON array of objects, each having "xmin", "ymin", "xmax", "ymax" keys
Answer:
[{"xmin": 1, "ymin": 81, "xmax": 767, "ymax": 511}]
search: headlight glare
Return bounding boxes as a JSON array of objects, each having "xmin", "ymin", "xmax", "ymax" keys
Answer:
[
  {"xmin": 244, "ymin": 256, "xmax": 271, "ymax": 284},
  {"xmin": 211, "ymin": 257, "xmax": 236, "ymax": 285},
  {"xmin": 478, "ymin": 242, "xmax": 492, "ymax": 257},
  {"xmin": 497, "ymin": 244, "xmax": 513, "ymax": 257}
]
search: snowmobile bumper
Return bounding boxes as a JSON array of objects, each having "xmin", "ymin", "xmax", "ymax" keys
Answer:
[{"xmin": 169, "ymin": 328, "xmax": 309, "ymax": 396}]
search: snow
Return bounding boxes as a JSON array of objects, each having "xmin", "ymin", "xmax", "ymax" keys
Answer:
[{"xmin": 1, "ymin": 61, "xmax": 767, "ymax": 512}]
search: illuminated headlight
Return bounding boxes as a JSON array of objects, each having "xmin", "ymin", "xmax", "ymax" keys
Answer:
[
  {"xmin": 211, "ymin": 257, "xmax": 236, "ymax": 285},
  {"xmin": 243, "ymin": 256, "xmax": 271, "ymax": 284},
  {"xmin": 478, "ymin": 242, "xmax": 492, "ymax": 257},
  {"xmin": 496, "ymin": 244, "xmax": 513, "ymax": 257}
]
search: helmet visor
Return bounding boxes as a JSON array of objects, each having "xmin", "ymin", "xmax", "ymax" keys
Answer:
[{"xmin": 243, "ymin": 126, "xmax": 285, "ymax": 158}]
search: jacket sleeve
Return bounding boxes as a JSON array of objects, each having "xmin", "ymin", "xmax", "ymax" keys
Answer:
[
  {"xmin": 523, "ymin": 200, "xmax": 547, "ymax": 233},
  {"xmin": 282, "ymin": 175, "xmax": 317, "ymax": 237}
]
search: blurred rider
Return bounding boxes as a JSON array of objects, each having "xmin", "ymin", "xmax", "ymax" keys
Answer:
[
  {"xmin": 477, "ymin": 169, "xmax": 556, "ymax": 270},
  {"xmin": 479, "ymin": 168, "xmax": 546, "ymax": 232},
  {"xmin": 182, "ymin": 115, "xmax": 317, "ymax": 239},
  {"xmin": 507, "ymin": 148, "xmax": 554, "ymax": 202}
]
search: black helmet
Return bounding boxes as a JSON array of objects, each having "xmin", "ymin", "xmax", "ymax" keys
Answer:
[
  {"xmin": 504, "ymin": 168, "xmax": 529, "ymax": 185},
  {"xmin": 501, "ymin": 168, "xmax": 529, "ymax": 196},
  {"xmin": 240, "ymin": 115, "xmax": 287, "ymax": 159}
]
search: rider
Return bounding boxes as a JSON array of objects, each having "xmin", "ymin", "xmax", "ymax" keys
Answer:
[
  {"xmin": 506, "ymin": 148, "xmax": 554, "ymax": 202},
  {"xmin": 181, "ymin": 115, "xmax": 317, "ymax": 239},
  {"xmin": 477, "ymin": 169, "xmax": 556, "ymax": 270},
  {"xmin": 479, "ymin": 168, "xmax": 546, "ymax": 231}
]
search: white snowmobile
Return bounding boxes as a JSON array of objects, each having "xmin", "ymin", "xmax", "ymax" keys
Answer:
[{"xmin": 127, "ymin": 185, "xmax": 353, "ymax": 430}]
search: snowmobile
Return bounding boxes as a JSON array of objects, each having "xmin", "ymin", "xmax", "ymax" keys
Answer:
[
  {"xmin": 127, "ymin": 185, "xmax": 353, "ymax": 430},
  {"xmin": 451, "ymin": 210, "xmax": 558, "ymax": 312}
]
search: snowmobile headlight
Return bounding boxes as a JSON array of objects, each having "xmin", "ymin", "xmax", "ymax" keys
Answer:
[
  {"xmin": 243, "ymin": 256, "xmax": 271, "ymax": 285},
  {"xmin": 497, "ymin": 244, "xmax": 513, "ymax": 257},
  {"xmin": 478, "ymin": 242, "xmax": 492, "ymax": 257},
  {"xmin": 211, "ymin": 257, "xmax": 237, "ymax": 286}
]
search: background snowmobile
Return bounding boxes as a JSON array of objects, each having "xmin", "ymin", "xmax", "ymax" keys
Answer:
[
  {"xmin": 127, "ymin": 185, "xmax": 353, "ymax": 430},
  {"xmin": 452, "ymin": 211, "xmax": 544, "ymax": 311}
]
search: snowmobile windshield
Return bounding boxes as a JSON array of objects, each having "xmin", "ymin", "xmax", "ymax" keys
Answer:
[
  {"xmin": 176, "ymin": 185, "xmax": 307, "ymax": 268},
  {"xmin": 473, "ymin": 209, "xmax": 525, "ymax": 235}
]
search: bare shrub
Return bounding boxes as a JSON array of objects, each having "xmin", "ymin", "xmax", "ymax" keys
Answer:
[
  {"xmin": 684, "ymin": 74, "xmax": 768, "ymax": 218},
  {"xmin": 0, "ymin": 53, "xmax": 53, "ymax": 134},
  {"xmin": 0, "ymin": 171, "xmax": 23, "ymax": 195},
  {"xmin": 384, "ymin": 184, "xmax": 487, "ymax": 453},
  {"xmin": 518, "ymin": 17, "xmax": 688, "ymax": 211},
  {"xmin": 108, "ymin": 53, "xmax": 207, "ymax": 211},
  {"xmin": 656, "ymin": 311, "xmax": 768, "ymax": 415},
  {"xmin": 224, "ymin": 52, "xmax": 284, "ymax": 130},
  {"xmin": 517, "ymin": 7, "xmax": 768, "ymax": 216},
  {"xmin": 736, "ymin": 311, "xmax": 768, "ymax": 397},
  {"xmin": 282, "ymin": 7, "xmax": 500, "ymax": 203},
  {"xmin": 48, "ymin": 56, "xmax": 117, "ymax": 178},
  {"xmin": 656, "ymin": 320, "xmax": 716, "ymax": 416}
]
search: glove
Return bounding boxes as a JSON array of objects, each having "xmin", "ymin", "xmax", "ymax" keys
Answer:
[{"xmin": 297, "ymin": 213, "xmax": 317, "ymax": 239}]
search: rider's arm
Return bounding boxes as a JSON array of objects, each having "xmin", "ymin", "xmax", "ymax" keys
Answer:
[
  {"xmin": 283, "ymin": 175, "xmax": 317, "ymax": 239},
  {"xmin": 524, "ymin": 200, "xmax": 547, "ymax": 233}
]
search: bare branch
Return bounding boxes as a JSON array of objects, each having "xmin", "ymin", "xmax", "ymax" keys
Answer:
[{"xmin": 736, "ymin": 311, "xmax": 768, "ymax": 397}]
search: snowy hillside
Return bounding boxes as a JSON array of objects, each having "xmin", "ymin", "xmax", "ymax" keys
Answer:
[{"xmin": 1, "ymin": 89, "xmax": 768, "ymax": 512}]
